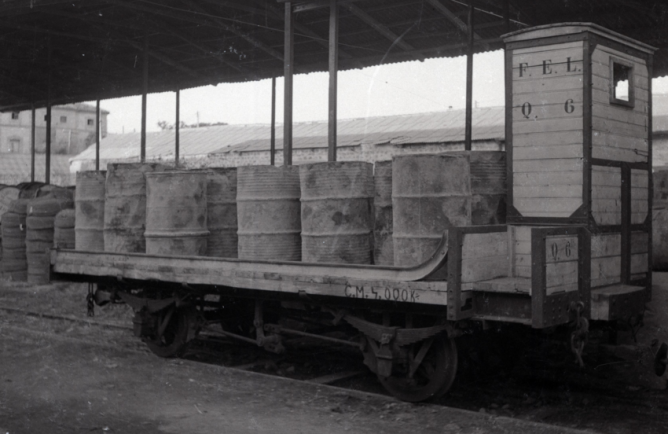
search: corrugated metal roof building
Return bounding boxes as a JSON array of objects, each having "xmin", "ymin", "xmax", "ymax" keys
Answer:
[{"xmin": 71, "ymin": 106, "xmax": 505, "ymax": 171}]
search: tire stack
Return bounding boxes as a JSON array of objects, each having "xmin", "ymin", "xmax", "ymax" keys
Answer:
[
  {"xmin": 54, "ymin": 209, "xmax": 76, "ymax": 249},
  {"xmin": 1, "ymin": 199, "xmax": 29, "ymax": 281},
  {"xmin": 26, "ymin": 197, "xmax": 74, "ymax": 285}
]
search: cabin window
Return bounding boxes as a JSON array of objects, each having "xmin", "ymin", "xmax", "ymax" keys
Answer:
[{"xmin": 610, "ymin": 57, "xmax": 634, "ymax": 108}]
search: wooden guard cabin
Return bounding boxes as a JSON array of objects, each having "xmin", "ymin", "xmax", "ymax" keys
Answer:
[
  {"xmin": 0, "ymin": 1, "xmax": 665, "ymax": 403},
  {"xmin": 446, "ymin": 24, "xmax": 656, "ymax": 328}
]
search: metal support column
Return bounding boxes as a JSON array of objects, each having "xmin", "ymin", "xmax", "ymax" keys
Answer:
[
  {"xmin": 270, "ymin": 77, "xmax": 276, "ymax": 166},
  {"xmin": 328, "ymin": 0, "xmax": 339, "ymax": 162},
  {"xmin": 464, "ymin": 0, "xmax": 475, "ymax": 152},
  {"xmin": 141, "ymin": 36, "xmax": 148, "ymax": 163},
  {"xmin": 30, "ymin": 105, "xmax": 35, "ymax": 182},
  {"xmin": 95, "ymin": 99, "xmax": 101, "ymax": 171},
  {"xmin": 175, "ymin": 89, "xmax": 180, "ymax": 166},
  {"xmin": 46, "ymin": 39, "xmax": 52, "ymax": 185},
  {"xmin": 283, "ymin": 2, "xmax": 294, "ymax": 166}
]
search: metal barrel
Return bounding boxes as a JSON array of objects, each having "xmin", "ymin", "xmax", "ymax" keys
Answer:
[
  {"xmin": 373, "ymin": 160, "xmax": 393, "ymax": 266},
  {"xmin": 237, "ymin": 165, "xmax": 301, "ymax": 261},
  {"xmin": 25, "ymin": 197, "xmax": 74, "ymax": 284},
  {"xmin": 206, "ymin": 168, "xmax": 238, "ymax": 258},
  {"xmin": 392, "ymin": 153, "xmax": 472, "ymax": 267},
  {"xmin": 54, "ymin": 209, "xmax": 76, "ymax": 250},
  {"xmin": 144, "ymin": 171, "xmax": 209, "ymax": 256},
  {"xmin": 654, "ymin": 169, "xmax": 668, "ymax": 270},
  {"xmin": 103, "ymin": 162, "xmax": 168, "ymax": 253},
  {"xmin": 75, "ymin": 171, "xmax": 106, "ymax": 251},
  {"xmin": 1, "ymin": 199, "xmax": 29, "ymax": 281},
  {"xmin": 392, "ymin": 151, "xmax": 506, "ymax": 267},
  {"xmin": 300, "ymin": 161, "xmax": 374, "ymax": 264},
  {"xmin": 655, "ymin": 169, "xmax": 668, "ymax": 210}
]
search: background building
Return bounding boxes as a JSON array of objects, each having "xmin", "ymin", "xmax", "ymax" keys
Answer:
[{"xmin": 0, "ymin": 103, "xmax": 109, "ymax": 156}]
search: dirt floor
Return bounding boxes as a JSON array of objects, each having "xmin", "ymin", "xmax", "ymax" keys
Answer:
[{"xmin": 1, "ymin": 277, "xmax": 668, "ymax": 433}]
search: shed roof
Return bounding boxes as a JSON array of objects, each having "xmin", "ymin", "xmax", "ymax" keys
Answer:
[
  {"xmin": 72, "ymin": 105, "xmax": 505, "ymax": 162},
  {"xmin": 1, "ymin": 1, "xmax": 668, "ymax": 111}
]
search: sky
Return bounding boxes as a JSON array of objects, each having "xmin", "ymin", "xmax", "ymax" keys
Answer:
[
  {"xmin": 90, "ymin": 49, "xmax": 668, "ymax": 135},
  {"xmin": 89, "ymin": 50, "xmax": 506, "ymax": 134}
]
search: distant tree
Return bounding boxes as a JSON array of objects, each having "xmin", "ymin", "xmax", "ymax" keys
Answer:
[{"xmin": 157, "ymin": 120, "xmax": 228, "ymax": 130}]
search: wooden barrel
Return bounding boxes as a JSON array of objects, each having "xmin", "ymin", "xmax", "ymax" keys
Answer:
[
  {"xmin": 145, "ymin": 171, "xmax": 209, "ymax": 256},
  {"xmin": 0, "ymin": 186, "xmax": 20, "ymax": 219},
  {"xmin": 392, "ymin": 152, "xmax": 506, "ymax": 267},
  {"xmin": 54, "ymin": 209, "xmax": 76, "ymax": 249},
  {"xmin": 206, "ymin": 168, "xmax": 238, "ymax": 258},
  {"xmin": 373, "ymin": 160, "xmax": 393, "ymax": 266},
  {"xmin": 26, "ymin": 197, "xmax": 74, "ymax": 284},
  {"xmin": 104, "ymin": 162, "xmax": 168, "ymax": 253},
  {"xmin": 1, "ymin": 199, "xmax": 29, "ymax": 281},
  {"xmin": 75, "ymin": 171, "xmax": 106, "ymax": 251},
  {"xmin": 300, "ymin": 162, "xmax": 373, "ymax": 264},
  {"xmin": 237, "ymin": 165, "xmax": 301, "ymax": 261}
]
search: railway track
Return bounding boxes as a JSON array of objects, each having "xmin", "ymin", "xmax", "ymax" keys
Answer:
[{"xmin": 2, "ymin": 301, "xmax": 667, "ymax": 434}]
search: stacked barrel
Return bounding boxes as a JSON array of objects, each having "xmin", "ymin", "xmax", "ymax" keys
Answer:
[
  {"xmin": 26, "ymin": 197, "xmax": 74, "ymax": 284},
  {"xmin": 207, "ymin": 168, "xmax": 238, "ymax": 258},
  {"xmin": 1, "ymin": 199, "xmax": 29, "ymax": 281}
]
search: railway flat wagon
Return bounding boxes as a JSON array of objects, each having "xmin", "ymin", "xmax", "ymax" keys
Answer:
[{"xmin": 50, "ymin": 23, "xmax": 664, "ymax": 402}]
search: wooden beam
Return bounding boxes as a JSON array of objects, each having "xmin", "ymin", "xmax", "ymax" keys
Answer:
[
  {"xmin": 345, "ymin": 3, "xmax": 420, "ymax": 55},
  {"xmin": 425, "ymin": 0, "xmax": 481, "ymax": 40},
  {"xmin": 181, "ymin": 0, "xmax": 284, "ymax": 62},
  {"xmin": 328, "ymin": 0, "xmax": 338, "ymax": 162},
  {"xmin": 283, "ymin": 2, "xmax": 294, "ymax": 166}
]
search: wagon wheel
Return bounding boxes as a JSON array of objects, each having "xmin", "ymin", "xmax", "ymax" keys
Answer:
[
  {"xmin": 376, "ymin": 335, "xmax": 458, "ymax": 402},
  {"xmin": 145, "ymin": 306, "xmax": 196, "ymax": 358}
]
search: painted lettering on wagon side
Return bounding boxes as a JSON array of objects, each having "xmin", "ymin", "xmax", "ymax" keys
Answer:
[{"xmin": 344, "ymin": 285, "xmax": 419, "ymax": 302}]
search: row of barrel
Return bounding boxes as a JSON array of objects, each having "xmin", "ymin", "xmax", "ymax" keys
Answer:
[
  {"xmin": 69, "ymin": 151, "xmax": 507, "ymax": 267},
  {"xmin": 1, "ymin": 187, "xmax": 75, "ymax": 283}
]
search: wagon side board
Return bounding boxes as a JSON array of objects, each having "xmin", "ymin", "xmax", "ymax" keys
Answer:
[{"xmin": 50, "ymin": 249, "xmax": 451, "ymax": 306}]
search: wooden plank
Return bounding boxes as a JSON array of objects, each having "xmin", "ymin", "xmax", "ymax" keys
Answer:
[
  {"xmin": 512, "ymin": 100, "xmax": 583, "ymax": 122},
  {"xmin": 545, "ymin": 235, "xmax": 578, "ymax": 264},
  {"xmin": 592, "ymin": 131, "xmax": 648, "ymax": 155},
  {"xmin": 473, "ymin": 276, "xmax": 531, "ymax": 294},
  {"xmin": 631, "ymin": 253, "xmax": 649, "ymax": 274},
  {"xmin": 593, "ymin": 102, "xmax": 649, "ymax": 127},
  {"xmin": 591, "ymin": 233, "xmax": 621, "ymax": 257},
  {"xmin": 513, "ymin": 40, "xmax": 584, "ymax": 56},
  {"xmin": 514, "ymin": 185, "xmax": 581, "ymax": 198},
  {"xmin": 591, "ymin": 45, "xmax": 648, "ymax": 75},
  {"xmin": 462, "ymin": 256, "xmax": 507, "ymax": 283},
  {"xmin": 461, "ymin": 232, "xmax": 508, "ymax": 258},
  {"xmin": 593, "ymin": 87, "xmax": 649, "ymax": 106},
  {"xmin": 513, "ymin": 171, "xmax": 583, "ymax": 187},
  {"xmin": 631, "ymin": 169, "xmax": 649, "ymax": 224},
  {"xmin": 513, "ymin": 144, "xmax": 583, "ymax": 161},
  {"xmin": 591, "ymin": 256, "xmax": 621, "ymax": 288},
  {"xmin": 545, "ymin": 261, "xmax": 579, "ymax": 288},
  {"xmin": 631, "ymin": 231, "xmax": 649, "ymax": 254},
  {"xmin": 51, "ymin": 250, "xmax": 450, "ymax": 306},
  {"xmin": 592, "ymin": 146, "xmax": 647, "ymax": 163},
  {"xmin": 514, "ymin": 197, "xmax": 582, "ymax": 215},
  {"xmin": 513, "ymin": 130, "xmax": 583, "ymax": 147},
  {"xmin": 512, "ymin": 74, "xmax": 584, "ymax": 95},
  {"xmin": 511, "ymin": 225, "xmax": 532, "ymax": 279},
  {"xmin": 513, "ymin": 117, "xmax": 582, "ymax": 135},
  {"xmin": 592, "ymin": 116, "xmax": 648, "ymax": 138},
  {"xmin": 514, "ymin": 158, "xmax": 583, "ymax": 173}
]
